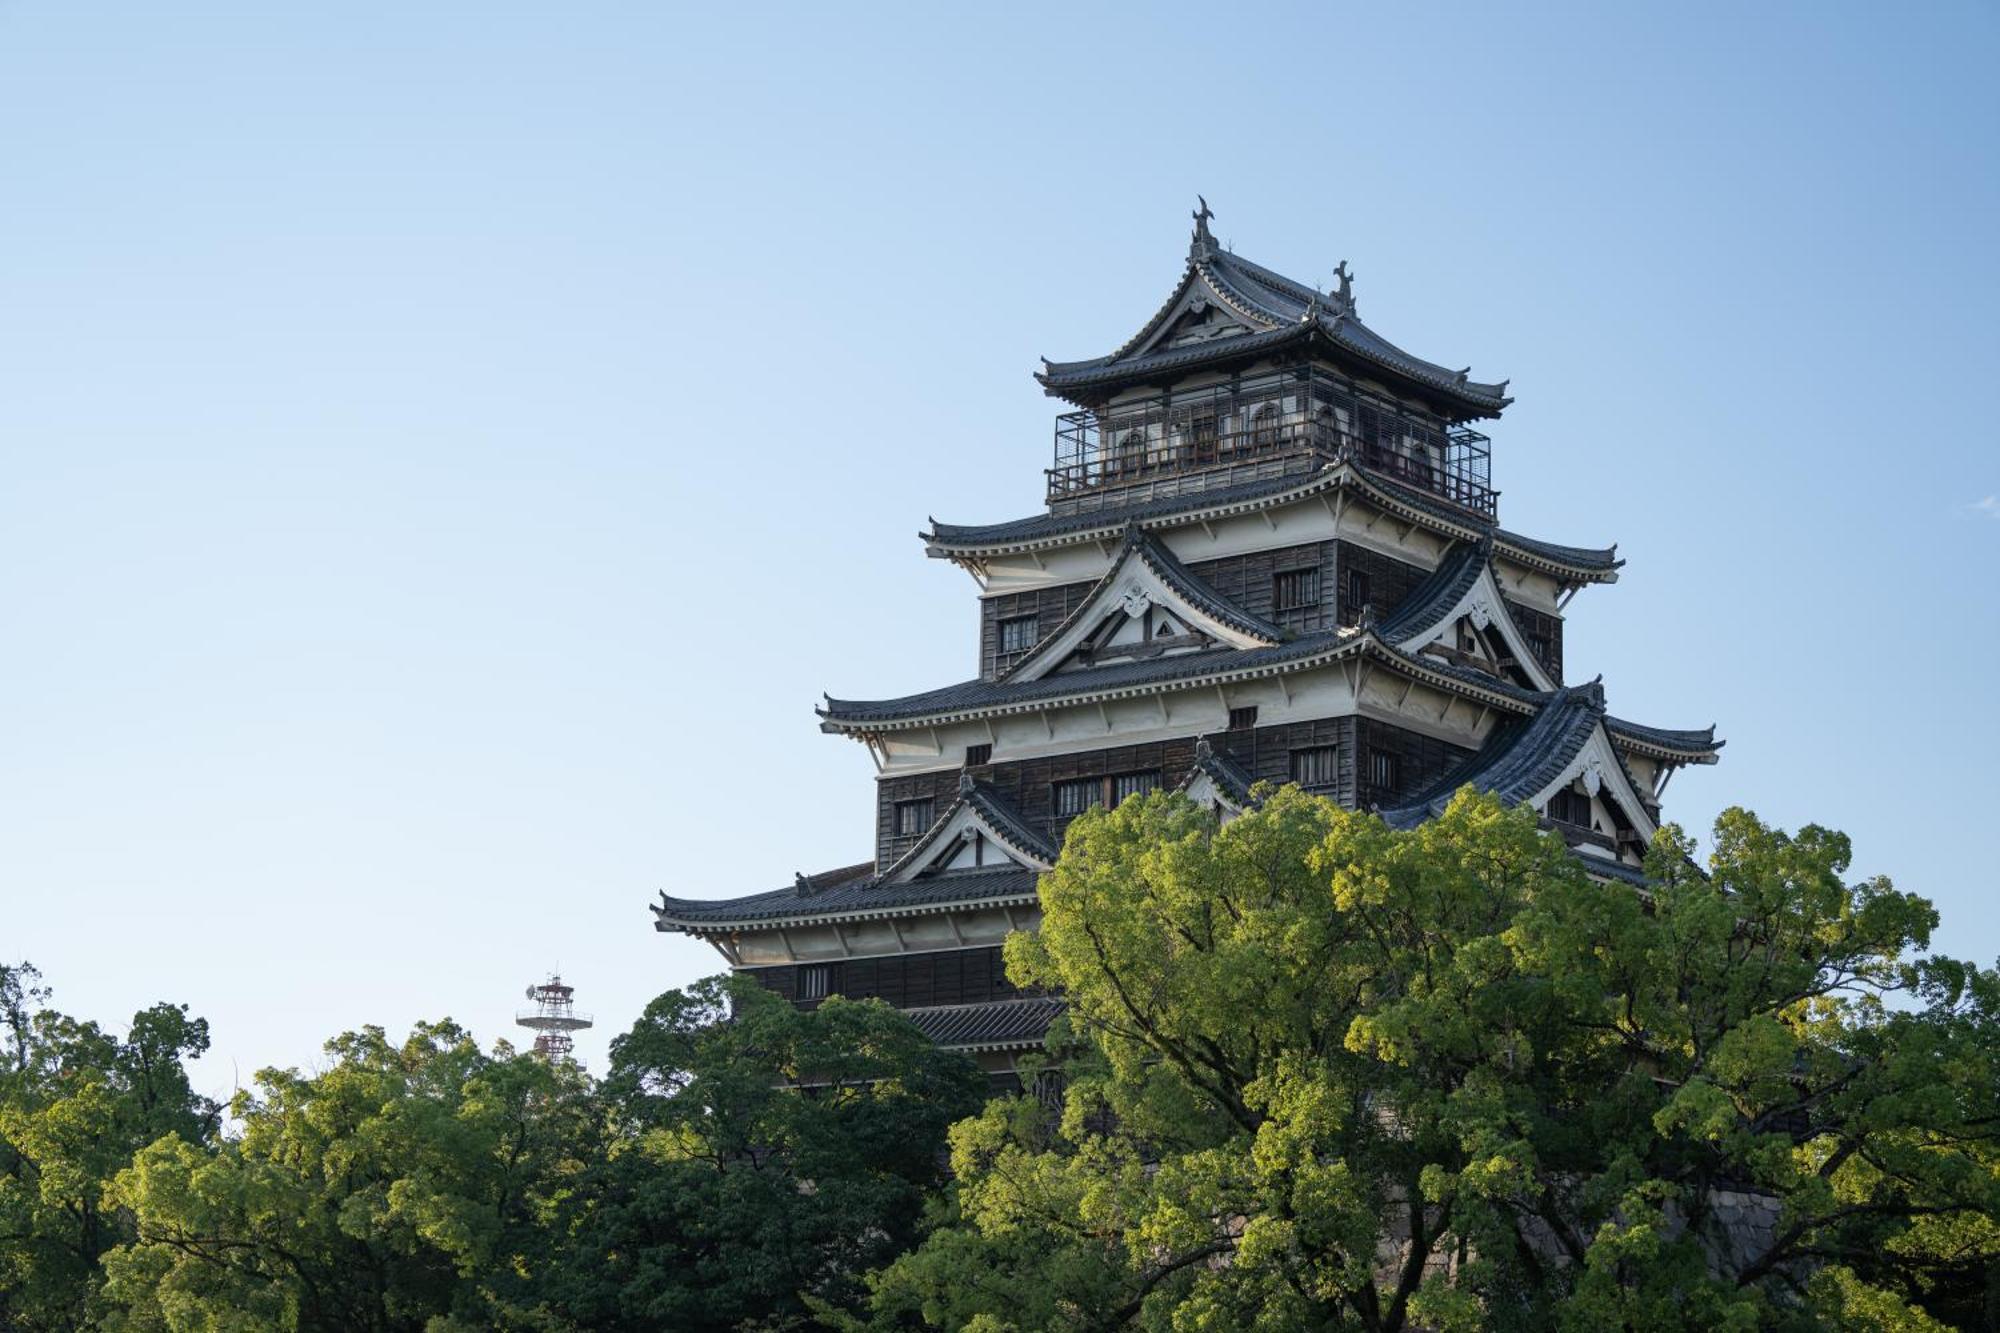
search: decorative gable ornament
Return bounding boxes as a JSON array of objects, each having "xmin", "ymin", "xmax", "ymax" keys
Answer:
[
  {"xmin": 1581, "ymin": 756, "xmax": 1605, "ymax": 797},
  {"xmin": 1118, "ymin": 586, "xmax": 1154, "ymax": 619}
]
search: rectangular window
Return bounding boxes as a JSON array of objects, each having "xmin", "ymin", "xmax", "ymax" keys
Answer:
[
  {"xmin": 1547, "ymin": 787, "xmax": 1592, "ymax": 827},
  {"xmin": 1273, "ymin": 568, "xmax": 1320, "ymax": 612},
  {"xmin": 1227, "ymin": 705, "xmax": 1259, "ymax": 731},
  {"xmin": 1191, "ymin": 411, "xmax": 1219, "ymax": 459},
  {"xmin": 965, "ymin": 743, "xmax": 992, "ymax": 766},
  {"xmin": 1343, "ymin": 568, "xmax": 1371, "ymax": 623},
  {"xmin": 895, "ymin": 798, "xmax": 934, "ymax": 837},
  {"xmin": 1367, "ymin": 749, "xmax": 1400, "ymax": 793},
  {"xmin": 1527, "ymin": 633, "xmax": 1552, "ymax": 667},
  {"xmin": 799, "ymin": 963, "xmax": 831, "ymax": 1002},
  {"xmin": 999, "ymin": 615, "xmax": 1038, "ymax": 655},
  {"xmin": 1290, "ymin": 746, "xmax": 1338, "ymax": 791},
  {"xmin": 1053, "ymin": 777, "xmax": 1099, "ymax": 817},
  {"xmin": 1111, "ymin": 771, "xmax": 1160, "ymax": 804}
]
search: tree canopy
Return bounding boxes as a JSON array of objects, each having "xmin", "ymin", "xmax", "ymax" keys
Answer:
[
  {"xmin": 5, "ymin": 786, "xmax": 1997, "ymax": 1330},
  {"xmin": 861, "ymin": 788, "xmax": 2000, "ymax": 1331}
]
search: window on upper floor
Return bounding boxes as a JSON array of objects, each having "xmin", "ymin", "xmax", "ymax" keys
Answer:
[
  {"xmin": 1547, "ymin": 787, "xmax": 1592, "ymax": 828},
  {"xmin": 1367, "ymin": 748, "xmax": 1401, "ymax": 794},
  {"xmin": 965, "ymin": 743, "xmax": 992, "ymax": 766},
  {"xmin": 799, "ymin": 963, "xmax": 831, "ymax": 1003},
  {"xmin": 1227, "ymin": 705, "xmax": 1259, "ymax": 731},
  {"xmin": 999, "ymin": 615, "xmax": 1039, "ymax": 655},
  {"xmin": 1291, "ymin": 745, "xmax": 1338, "ymax": 792},
  {"xmin": 1250, "ymin": 402, "xmax": 1282, "ymax": 450},
  {"xmin": 895, "ymin": 798, "xmax": 934, "ymax": 837},
  {"xmin": 1273, "ymin": 568, "xmax": 1320, "ymax": 613},
  {"xmin": 1343, "ymin": 567, "xmax": 1371, "ymax": 623},
  {"xmin": 1054, "ymin": 771, "xmax": 1161, "ymax": 817},
  {"xmin": 1111, "ymin": 771, "xmax": 1160, "ymax": 804},
  {"xmin": 1053, "ymin": 777, "xmax": 1098, "ymax": 818}
]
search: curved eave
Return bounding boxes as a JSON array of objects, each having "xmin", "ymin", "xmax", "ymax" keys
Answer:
[
  {"xmin": 653, "ymin": 889, "xmax": 1042, "ymax": 936},
  {"xmin": 819, "ymin": 630, "xmax": 1538, "ymax": 737},
  {"xmin": 1605, "ymin": 719, "xmax": 1725, "ymax": 766},
  {"xmin": 1039, "ymin": 321, "xmax": 1509, "ymax": 420},
  {"xmin": 921, "ymin": 465, "xmax": 1621, "ymax": 586}
]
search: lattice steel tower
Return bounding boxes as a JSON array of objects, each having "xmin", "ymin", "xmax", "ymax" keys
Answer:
[{"xmin": 516, "ymin": 974, "xmax": 592, "ymax": 1064}]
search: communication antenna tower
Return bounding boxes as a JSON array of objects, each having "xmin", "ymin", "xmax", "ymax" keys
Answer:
[{"xmin": 516, "ymin": 973, "xmax": 592, "ymax": 1064}]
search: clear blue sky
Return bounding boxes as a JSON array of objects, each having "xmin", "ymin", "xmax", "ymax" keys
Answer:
[{"xmin": 3, "ymin": 3, "xmax": 1995, "ymax": 1085}]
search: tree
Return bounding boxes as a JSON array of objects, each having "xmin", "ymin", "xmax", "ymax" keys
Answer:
[
  {"xmin": 545, "ymin": 975, "xmax": 984, "ymax": 1331},
  {"xmin": 861, "ymin": 788, "xmax": 2000, "ymax": 1331},
  {"xmin": 0, "ymin": 963, "xmax": 218, "ymax": 1332},
  {"xmin": 100, "ymin": 1020, "xmax": 596, "ymax": 1331}
]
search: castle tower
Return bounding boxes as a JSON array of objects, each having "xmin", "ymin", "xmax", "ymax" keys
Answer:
[{"xmin": 654, "ymin": 205, "xmax": 1721, "ymax": 1090}]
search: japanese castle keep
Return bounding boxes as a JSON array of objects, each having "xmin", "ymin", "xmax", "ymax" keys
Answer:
[{"xmin": 654, "ymin": 203, "xmax": 1722, "ymax": 1087}]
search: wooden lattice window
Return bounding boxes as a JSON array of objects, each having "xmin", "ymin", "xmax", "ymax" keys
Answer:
[
  {"xmin": 1548, "ymin": 787, "xmax": 1592, "ymax": 827},
  {"xmin": 1227, "ymin": 705, "xmax": 1259, "ymax": 730},
  {"xmin": 999, "ymin": 615, "xmax": 1038, "ymax": 655},
  {"xmin": 895, "ymin": 798, "xmax": 934, "ymax": 837},
  {"xmin": 965, "ymin": 743, "xmax": 992, "ymax": 766},
  {"xmin": 799, "ymin": 964, "xmax": 831, "ymax": 1003},
  {"xmin": 1053, "ymin": 778, "xmax": 1099, "ymax": 818},
  {"xmin": 1367, "ymin": 749, "xmax": 1400, "ymax": 794},
  {"xmin": 1250, "ymin": 402, "xmax": 1281, "ymax": 450},
  {"xmin": 1343, "ymin": 567, "xmax": 1371, "ymax": 624},
  {"xmin": 1111, "ymin": 771, "xmax": 1160, "ymax": 804},
  {"xmin": 1291, "ymin": 746, "xmax": 1338, "ymax": 791},
  {"xmin": 1273, "ymin": 568, "xmax": 1320, "ymax": 612}
]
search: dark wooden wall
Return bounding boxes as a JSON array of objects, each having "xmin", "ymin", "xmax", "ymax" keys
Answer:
[
  {"xmin": 980, "ymin": 583, "xmax": 1093, "ymax": 678},
  {"xmin": 974, "ymin": 538, "xmax": 1566, "ymax": 685},
  {"xmin": 1354, "ymin": 717, "xmax": 1476, "ymax": 811},
  {"xmin": 744, "ymin": 945, "xmax": 1026, "ymax": 1010},
  {"xmin": 1334, "ymin": 541, "xmax": 1428, "ymax": 624},
  {"xmin": 874, "ymin": 716, "xmax": 1475, "ymax": 865},
  {"xmin": 976, "ymin": 540, "xmax": 1344, "ymax": 680},
  {"xmin": 1504, "ymin": 599, "xmax": 1564, "ymax": 682}
]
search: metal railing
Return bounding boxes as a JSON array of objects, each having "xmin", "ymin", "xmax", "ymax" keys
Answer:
[{"xmin": 1047, "ymin": 367, "xmax": 1495, "ymax": 519}]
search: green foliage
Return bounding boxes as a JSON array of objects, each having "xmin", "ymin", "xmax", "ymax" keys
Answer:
[
  {"xmin": 547, "ymin": 974, "xmax": 984, "ymax": 1331},
  {"xmin": 0, "ymin": 962, "xmax": 218, "ymax": 1332},
  {"xmin": 863, "ymin": 788, "xmax": 2000, "ymax": 1331},
  {"xmin": 100, "ymin": 1019, "xmax": 596, "ymax": 1331}
]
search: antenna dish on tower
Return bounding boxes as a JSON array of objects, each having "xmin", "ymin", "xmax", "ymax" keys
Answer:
[{"xmin": 516, "ymin": 973, "xmax": 593, "ymax": 1065}]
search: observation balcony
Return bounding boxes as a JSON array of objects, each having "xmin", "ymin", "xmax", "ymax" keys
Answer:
[{"xmin": 1047, "ymin": 367, "xmax": 1495, "ymax": 520}]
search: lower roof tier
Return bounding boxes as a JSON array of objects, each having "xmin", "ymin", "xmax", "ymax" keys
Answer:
[{"xmin": 657, "ymin": 688, "xmax": 1717, "ymax": 938}]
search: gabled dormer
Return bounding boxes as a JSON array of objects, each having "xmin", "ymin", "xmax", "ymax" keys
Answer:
[
  {"xmin": 1001, "ymin": 525, "xmax": 1283, "ymax": 683},
  {"xmin": 1376, "ymin": 539, "xmax": 1559, "ymax": 692},
  {"xmin": 879, "ymin": 774, "xmax": 1059, "ymax": 882}
]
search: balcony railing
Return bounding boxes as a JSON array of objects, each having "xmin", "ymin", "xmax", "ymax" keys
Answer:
[{"xmin": 1047, "ymin": 367, "xmax": 1495, "ymax": 519}]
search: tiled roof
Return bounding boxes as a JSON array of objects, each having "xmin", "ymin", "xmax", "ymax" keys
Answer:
[
  {"xmin": 1606, "ymin": 716, "xmax": 1723, "ymax": 762},
  {"xmin": 879, "ymin": 775, "xmax": 1059, "ymax": 880},
  {"xmin": 1379, "ymin": 682, "xmax": 1608, "ymax": 829},
  {"xmin": 653, "ymin": 864, "xmax": 1039, "ymax": 932},
  {"xmin": 820, "ymin": 627, "xmax": 1539, "ymax": 731},
  {"xmin": 1038, "ymin": 245, "xmax": 1510, "ymax": 417},
  {"xmin": 906, "ymin": 995, "xmax": 1064, "ymax": 1051},
  {"xmin": 1000, "ymin": 525, "xmax": 1283, "ymax": 683},
  {"xmin": 923, "ymin": 466, "xmax": 1621, "ymax": 581},
  {"xmin": 1179, "ymin": 735, "xmax": 1259, "ymax": 808},
  {"xmin": 1377, "ymin": 539, "xmax": 1487, "ymax": 643}
]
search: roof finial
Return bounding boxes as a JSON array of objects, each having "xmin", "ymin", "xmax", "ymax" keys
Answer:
[
  {"xmin": 1190, "ymin": 195, "xmax": 1217, "ymax": 260},
  {"xmin": 1333, "ymin": 260, "xmax": 1355, "ymax": 314}
]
